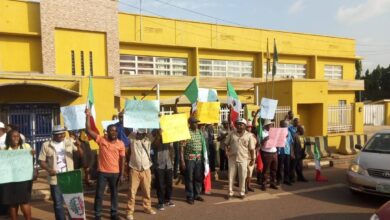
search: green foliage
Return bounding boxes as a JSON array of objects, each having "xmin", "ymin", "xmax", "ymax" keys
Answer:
[{"xmin": 361, "ymin": 64, "xmax": 390, "ymax": 101}]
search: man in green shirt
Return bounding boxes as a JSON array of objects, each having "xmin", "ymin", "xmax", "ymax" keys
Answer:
[{"xmin": 180, "ymin": 117, "xmax": 206, "ymax": 205}]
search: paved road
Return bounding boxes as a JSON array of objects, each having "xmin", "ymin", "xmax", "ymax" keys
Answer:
[{"xmin": 27, "ymin": 166, "xmax": 388, "ymax": 220}]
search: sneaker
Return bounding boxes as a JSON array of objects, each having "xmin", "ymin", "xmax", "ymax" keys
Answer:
[
  {"xmin": 144, "ymin": 209, "xmax": 156, "ymax": 215},
  {"xmin": 195, "ymin": 196, "xmax": 204, "ymax": 202},
  {"xmin": 126, "ymin": 215, "xmax": 134, "ymax": 220},
  {"xmin": 165, "ymin": 201, "xmax": 175, "ymax": 207},
  {"xmin": 157, "ymin": 204, "xmax": 165, "ymax": 211},
  {"xmin": 186, "ymin": 199, "xmax": 194, "ymax": 205}
]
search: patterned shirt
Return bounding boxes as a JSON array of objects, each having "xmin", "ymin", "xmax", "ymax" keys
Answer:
[{"xmin": 184, "ymin": 129, "xmax": 203, "ymax": 161}]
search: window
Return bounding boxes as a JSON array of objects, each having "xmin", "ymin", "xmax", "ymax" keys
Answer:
[
  {"xmin": 120, "ymin": 55, "xmax": 187, "ymax": 76},
  {"xmin": 324, "ymin": 65, "xmax": 343, "ymax": 79},
  {"xmin": 263, "ymin": 63, "xmax": 306, "ymax": 79},
  {"xmin": 200, "ymin": 59, "xmax": 253, "ymax": 78}
]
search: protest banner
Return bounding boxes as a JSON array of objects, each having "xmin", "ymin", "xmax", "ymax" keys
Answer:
[
  {"xmin": 0, "ymin": 150, "xmax": 33, "ymax": 184},
  {"xmin": 265, "ymin": 128, "xmax": 288, "ymax": 148},
  {"xmin": 160, "ymin": 114, "xmax": 190, "ymax": 143},
  {"xmin": 124, "ymin": 100, "xmax": 160, "ymax": 129},
  {"xmin": 196, "ymin": 102, "xmax": 220, "ymax": 124},
  {"xmin": 57, "ymin": 170, "xmax": 86, "ymax": 220},
  {"xmin": 198, "ymin": 88, "xmax": 218, "ymax": 102},
  {"xmin": 61, "ymin": 104, "xmax": 87, "ymax": 131},
  {"xmin": 260, "ymin": 98, "xmax": 278, "ymax": 120},
  {"xmin": 101, "ymin": 120, "xmax": 119, "ymax": 130}
]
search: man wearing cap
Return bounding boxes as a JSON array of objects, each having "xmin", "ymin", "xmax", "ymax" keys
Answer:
[
  {"xmin": 260, "ymin": 119, "xmax": 278, "ymax": 191},
  {"xmin": 39, "ymin": 125, "xmax": 83, "ymax": 220},
  {"xmin": 85, "ymin": 109, "xmax": 125, "ymax": 220},
  {"xmin": 224, "ymin": 118, "xmax": 256, "ymax": 199},
  {"xmin": 0, "ymin": 122, "xmax": 6, "ymax": 150},
  {"xmin": 125, "ymin": 129, "xmax": 156, "ymax": 220},
  {"xmin": 180, "ymin": 117, "xmax": 206, "ymax": 204}
]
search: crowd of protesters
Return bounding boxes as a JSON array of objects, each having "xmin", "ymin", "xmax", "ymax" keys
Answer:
[{"xmin": 0, "ymin": 106, "xmax": 313, "ymax": 220}]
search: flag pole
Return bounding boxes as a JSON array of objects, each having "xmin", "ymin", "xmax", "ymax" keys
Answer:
[
  {"xmin": 271, "ymin": 38, "xmax": 277, "ymax": 99},
  {"xmin": 265, "ymin": 38, "xmax": 270, "ymax": 98}
]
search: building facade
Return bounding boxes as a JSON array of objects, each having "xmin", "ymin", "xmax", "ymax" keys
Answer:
[{"xmin": 0, "ymin": 0, "xmax": 364, "ymax": 151}]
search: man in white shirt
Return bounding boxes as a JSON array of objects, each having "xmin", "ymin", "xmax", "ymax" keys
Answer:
[
  {"xmin": 0, "ymin": 122, "xmax": 6, "ymax": 150},
  {"xmin": 260, "ymin": 120, "xmax": 278, "ymax": 191}
]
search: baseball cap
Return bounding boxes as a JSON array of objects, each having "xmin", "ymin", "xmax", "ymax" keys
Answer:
[
  {"xmin": 52, "ymin": 125, "xmax": 67, "ymax": 134},
  {"xmin": 235, "ymin": 118, "xmax": 247, "ymax": 125},
  {"xmin": 263, "ymin": 119, "xmax": 274, "ymax": 127}
]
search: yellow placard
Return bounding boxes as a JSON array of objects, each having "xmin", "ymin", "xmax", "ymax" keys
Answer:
[
  {"xmin": 160, "ymin": 114, "xmax": 191, "ymax": 144},
  {"xmin": 196, "ymin": 102, "xmax": 220, "ymax": 124}
]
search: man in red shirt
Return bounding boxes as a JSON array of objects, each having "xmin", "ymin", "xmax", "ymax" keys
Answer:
[{"xmin": 85, "ymin": 109, "xmax": 125, "ymax": 220}]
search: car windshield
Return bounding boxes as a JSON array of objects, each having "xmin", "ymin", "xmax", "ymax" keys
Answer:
[{"xmin": 364, "ymin": 133, "xmax": 390, "ymax": 153}]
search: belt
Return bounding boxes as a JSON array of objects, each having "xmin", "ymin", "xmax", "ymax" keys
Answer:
[{"xmin": 188, "ymin": 154, "xmax": 201, "ymax": 160}]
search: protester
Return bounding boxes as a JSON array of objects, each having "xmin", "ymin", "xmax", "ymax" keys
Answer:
[
  {"xmin": 206, "ymin": 124, "xmax": 216, "ymax": 173},
  {"xmin": 284, "ymin": 111, "xmax": 294, "ymax": 125},
  {"xmin": 180, "ymin": 117, "xmax": 205, "ymax": 204},
  {"xmin": 126, "ymin": 129, "xmax": 156, "ymax": 220},
  {"xmin": 224, "ymin": 118, "xmax": 256, "ymax": 199},
  {"xmin": 260, "ymin": 120, "xmax": 278, "ymax": 191},
  {"xmin": 245, "ymin": 121, "xmax": 257, "ymax": 192},
  {"xmin": 5, "ymin": 124, "xmax": 26, "ymax": 143},
  {"xmin": 251, "ymin": 110, "xmax": 263, "ymax": 186},
  {"xmin": 0, "ymin": 122, "xmax": 6, "ymax": 149},
  {"xmin": 151, "ymin": 129, "xmax": 175, "ymax": 211},
  {"xmin": 39, "ymin": 125, "xmax": 83, "ymax": 220},
  {"xmin": 290, "ymin": 123, "xmax": 308, "ymax": 183},
  {"xmin": 85, "ymin": 109, "xmax": 125, "ymax": 220},
  {"xmin": 276, "ymin": 120, "xmax": 293, "ymax": 186},
  {"xmin": 69, "ymin": 130, "xmax": 94, "ymax": 186},
  {"xmin": 217, "ymin": 120, "xmax": 230, "ymax": 172},
  {"xmin": 0, "ymin": 130, "xmax": 34, "ymax": 220},
  {"xmin": 114, "ymin": 111, "xmax": 131, "ymax": 149}
]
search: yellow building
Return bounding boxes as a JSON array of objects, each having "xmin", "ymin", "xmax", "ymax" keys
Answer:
[{"xmin": 0, "ymin": 0, "xmax": 364, "ymax": 152}]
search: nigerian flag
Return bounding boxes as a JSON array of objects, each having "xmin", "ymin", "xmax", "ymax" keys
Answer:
[
  {"xmin": 57, "ymin": 170, "xmax": 85, "ymax": 220},
  {"xmin": 184, "ymin": 78, "xmax": 198, "ymax": 113}
]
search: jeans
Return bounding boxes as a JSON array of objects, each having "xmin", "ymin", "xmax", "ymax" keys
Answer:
[
  {"xmin": 155, "ymin": 168, "xmax": 173, "ymax": 204},
  {"xmin": 50, "ymin": 185, "xmax": 66, "ymax": 220},
  {"xmin": 184, "ymin": 160, "xmax": 203, "ymax": 200},
  {"xmin": 94, "ymin": 172, "xmax": 119, "ymax": 219},
  {"xmin": 219, "ymin": 148, "xmax": 229, "ymax": 171},
  {"xmin": 290, "ymin": 158, "xmax": 305, "ymax": 181},
  {"xmin": 209, "ymin": 143, "xmax": 216, "ymax": 172},
  {"xmin": 277, "ymin": 154, "xmax": 291, "ymax": 183},
  {"xmin": 261, "ymin": 151, "xmax": 278, "ymax": 186}
]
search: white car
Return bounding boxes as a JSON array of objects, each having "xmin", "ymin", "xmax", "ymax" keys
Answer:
[{"xmin": 347, "ymin": 130, "xmax": 390, "ymax": 196}]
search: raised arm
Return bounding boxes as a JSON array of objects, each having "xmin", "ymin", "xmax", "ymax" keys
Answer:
[
  {"xmin": 85, "ymin": 108, "xmax": 98, "ymax": 140},
  {"xmin": 174, "ymin": 97, "xmax": 180, "ymax": 114}
]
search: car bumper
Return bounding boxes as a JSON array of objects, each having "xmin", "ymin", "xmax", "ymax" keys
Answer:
[{"xmin": 347, "ymin": 171, "xmax": 390, "ymax": 197}]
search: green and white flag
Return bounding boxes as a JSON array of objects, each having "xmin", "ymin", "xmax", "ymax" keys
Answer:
[
  {"xmin": 57, "ymin": 170, "xmax": 85, "ymax": 220},
  {"xmin": 314, "ymin": 143, "xmax": 321, "ymax": 171},
  {"xmin": 184, "ymin": 78, "xmax": 199, "ymax": 113}
]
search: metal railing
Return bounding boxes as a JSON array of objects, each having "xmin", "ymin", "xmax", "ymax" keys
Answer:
[{"xmin": 328, "ymin": 104, "xmax": 353, "ymax": 133}]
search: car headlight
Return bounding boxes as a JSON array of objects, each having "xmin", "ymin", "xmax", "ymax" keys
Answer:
[
  {"xmin": 349, "ymin": 164, "xmax": 368, "ymax": 175},
  {"xmin": 370, "ymin": 214, "xmax": 379, "ymax": 220}
]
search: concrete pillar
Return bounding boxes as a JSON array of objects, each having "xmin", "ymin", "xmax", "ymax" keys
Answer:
[
  {"xmin": 354, "ymin": 102, "xmax": 364, "ymax": 134},
  {"xmin": 385, "ymin": 102, "xmax": 390, "ymax": 125}
]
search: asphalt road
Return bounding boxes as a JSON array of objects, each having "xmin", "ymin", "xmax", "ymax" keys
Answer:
[{"xmin": 28, "ymin": 167, "xmax": 388, "ymax": 220}]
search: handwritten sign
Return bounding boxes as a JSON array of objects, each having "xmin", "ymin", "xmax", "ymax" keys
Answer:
[
  {"xmin": 61, "ymin": 104, "xmax": 86, "ymax": 131},
  {"xmin": 260, "ymin": 98, "xmax": 278, "ymax": 120},
  {"xmin": 160, "ymin": 114, "xmax": 191, "ymax": 143},
  {"xmin": 265, "ymin": 128, "xmax": 288, "ymax": 148},
  {"xmin": 101, "ymin": 120, "xmax": 119, "ymax": 130},
  {"xmin": 198, "ymin": 88, "xmax": 218, "ymax": 102},
  {"xmin": 196, "ymin": 102, "xmax": 220, "ymax": 124},
  {"xmin": 0, "ymin": 150, "xmax": 33, "ymax": 184},
  {"xmin": 124, "ymin": 100, "xmax": 160, "ymax": 129}
]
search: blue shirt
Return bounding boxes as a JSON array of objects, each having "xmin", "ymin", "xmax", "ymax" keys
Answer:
[
  {"xmin": 277, "ymin": 129, "xmax": 293, "ymax": 155},
  {"xmin": 114, "ymin": 122, "xmax": 131, "ymax": 148}
]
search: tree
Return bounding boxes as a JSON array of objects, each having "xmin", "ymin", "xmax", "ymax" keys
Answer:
[{"xmin": 355, "ymin": 60, "xmax": 362, "ymax": 79}]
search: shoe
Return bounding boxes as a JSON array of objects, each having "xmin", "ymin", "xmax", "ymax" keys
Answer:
[
  {"xmin": 195, "ymin": 196, "xmax": 204, "ymax": 202},
  {"xmin": 297, "ymin": 178, "xmax": 308, "ymax": 182},
  {"xmin": 270, "ymin": 184, "xmax": 279, "ymax": 190},
  {"xmin": 126, "ymin": 215, "xmax": 134, "ymax": 220},
  {"xmin": 144, "ymin": 209, "xmax": 156, "ymax": 215},
  {"xmin": 186, "ymin": 199, "xmax": 194, "ymax": 205},
  {"xmin": 165, "ymin": 201, "xmax": 175, "ymax": 207},
  {"xmin": 283, "ymin": 181, "xmax": 292, "ymax": 186},
  {"xmin": 234, "ymin": 183, "xmax": 239, "ymax": 187},
  {"xmin": 239, "ymin": 195, "xmax": 246, "ymax": 200},
  {"xmin": 247, "ymin": 186, "xmax": 255, "ymax": 192},
  {"xmin": 157, "ymin": 204, "xmax": 165, "ymax": 211},
  {"xmin": 225, "ymin": 195, "xmax": 233, "ymax": 200},
  {"xmin": 260, "ymin": 185, "xmax": 266, "ymax": 191}
]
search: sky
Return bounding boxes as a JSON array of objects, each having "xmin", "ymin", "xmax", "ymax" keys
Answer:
[{"xmin": 119, "ymin": 0, "xmax": 390, "ymax": 73}]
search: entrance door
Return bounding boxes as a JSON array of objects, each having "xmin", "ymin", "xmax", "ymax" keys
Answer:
[{"xmin": 5, "ymin": 104, "xmax": 60, "ymax": 159}]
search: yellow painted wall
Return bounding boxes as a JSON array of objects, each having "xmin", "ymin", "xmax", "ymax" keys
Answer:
[
  {"xmin": 317, "ymin": 57, "xmax": 355, "ymax": 80},
  {"xmin": 119, "ymin": 13, "xmax": 356, "ymax": 58},
  {"xmin": 0, "ymin": 0, "xmax": 40, "ymax": 35},
  {"xmin": 54, "ymin": 29, "xmax": 107, "ymax": 76},
  {"xmin": 327, "ymin": 91, "xmax": 356, "ymax": 105},
  {"xmin": 0, "ymin": 35, "xmax": 42, "ymax": 72},
  {"xmin": 386, "ymin": 102, "xmax": 390, "ymax": 126}
]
